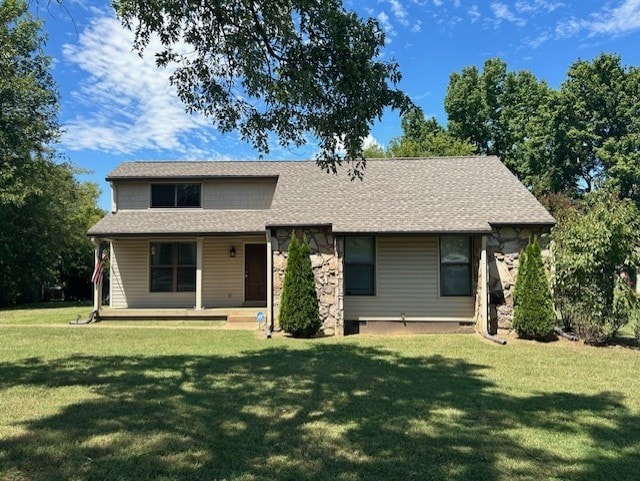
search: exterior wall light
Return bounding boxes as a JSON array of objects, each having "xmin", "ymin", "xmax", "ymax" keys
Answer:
[{"xmin": 230, "ymin": 246, "xmax": 236, "ymax": 258}]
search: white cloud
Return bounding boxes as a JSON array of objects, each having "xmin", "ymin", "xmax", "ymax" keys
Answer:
[
  {"xmin": 514, "ymin": 0, "xmax": 564, "ymax": 14},
  {"xmin": 388, "ymin": 0, "xmax": 410, "ymax": 26},
  {"xmin": 377, "ymin": 11, "xmax": 397, "ymax": 40},
  {"xmin": 576, "ymin": 0, "xmax": 640, "ymax": 37},
  {"xmin": 362, "ymin": 134, "xmax": 383, "ymax": 150},
  {"xmin": 61, "ymin": 15, "xmax": 218, "ymax": 155},
  {"xmin": 491, "ymin": 2, "xmax": 526, "ymax": 26},
  {"xmin": 468, "ymin": 4, "xmax": 481, "ymax": 23},
  {"xmin": 526, "ymin": 31, "xmax": 552, "ymax": 48}
]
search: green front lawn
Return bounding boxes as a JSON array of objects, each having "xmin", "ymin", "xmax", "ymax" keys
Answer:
[{"xmin": 0, "ymin": 305, "xmax": 639, "ymax": 481}]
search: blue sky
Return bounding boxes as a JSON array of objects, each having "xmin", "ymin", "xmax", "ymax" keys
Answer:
[{"xmin": 33, "ymin": 0, "xmax": 640, "ymax": 209}]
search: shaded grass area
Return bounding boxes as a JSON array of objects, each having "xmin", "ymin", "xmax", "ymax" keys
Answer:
[
  {"xmin": 0, "ymin": 302, "xmax": 92, "ymax": 324},
  {"xmin": 0, "ymin": 320, "xmax": 639, "ymax": 480}
]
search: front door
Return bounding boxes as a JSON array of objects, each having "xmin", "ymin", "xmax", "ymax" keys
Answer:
[{"xmin": 245, "ymin": 244, "xmax": 267, "ymax": 304}]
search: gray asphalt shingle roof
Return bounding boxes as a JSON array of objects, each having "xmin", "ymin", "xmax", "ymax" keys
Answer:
[{"xmin": 88, "ymin": 156, "xmax": 555, "ymax": 237}]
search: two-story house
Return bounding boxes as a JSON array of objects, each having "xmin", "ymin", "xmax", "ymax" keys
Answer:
[{"xmin": 87, "ymin": 157, "xmax": 555, "ymax": 335}]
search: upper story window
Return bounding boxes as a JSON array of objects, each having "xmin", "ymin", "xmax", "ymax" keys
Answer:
[{"xmin": 151, "ymin": 183, "xmax": 201, "ymax": 208}]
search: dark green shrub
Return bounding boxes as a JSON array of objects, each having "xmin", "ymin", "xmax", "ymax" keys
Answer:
[
  {"xmin": 279, "ymin": 233, "xmax": 320, "ymax": 338},
  {"xmin": 512, "ymin": 237, "xmax": 555, "ymax": 339}
]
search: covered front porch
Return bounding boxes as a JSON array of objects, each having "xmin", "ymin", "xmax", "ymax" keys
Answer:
[{"xmin": 92, "ymin": 234, "xmax": 272, "ymax": 324}]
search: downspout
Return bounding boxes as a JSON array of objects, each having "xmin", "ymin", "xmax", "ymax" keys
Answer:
[
  {"xmin": 481, "ymin": 235, "xmax": 506, "ymax": 345},
  {"xmin": 266, "ymin": 229, "xmax": 275, "ymax": 333}
]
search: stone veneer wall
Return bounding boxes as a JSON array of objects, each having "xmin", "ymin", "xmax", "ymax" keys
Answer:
[
  {"xmin": 271, "ymin": 227, "xmax": 344, "ymax": 336},
  {"xmin": 486, "ymin": 226, "xmax": 551, "ymax": 333}
]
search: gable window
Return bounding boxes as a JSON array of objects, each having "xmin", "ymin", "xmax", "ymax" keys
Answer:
[
  {"xmin": 345, "ymin": 236, "xmax": 375, "ymax": 296},
  {"xmin": 150, "ymin": 242, "xmax": 196, "ymax": 292},
  {"xmin": 440, "ymin": 236, "xmax": 472, "ymax": 296},
  {"xmin": 151, "ymin": 183, "xmax": 201, "ymax": 208}
]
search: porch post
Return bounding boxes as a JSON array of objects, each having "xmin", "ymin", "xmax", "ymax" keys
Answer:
[
  {"xmin": 195, "ymin": 237, "xmax": 204, "ymax": 310},
  {"xmin": 480, "ymin": 235, "xmax": 489, "ymax": 333},
  {"xmin": 266, "ymin": 230, "xmax": 273, "ymax": 329},
  {"xmin": 91, "ymin": 237, "xmax": 102, "ymax": 313}
]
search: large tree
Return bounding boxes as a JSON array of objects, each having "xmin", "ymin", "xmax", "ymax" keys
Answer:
[
  {"xmin": 559, "ymin": 54, "xmax": 640, "ymax": 198},
  {"xmin": 444, "ymin": 59, "xmax": 562, "ymax": 193},
  {"xmin": 0, "ymin": 0, "xmax": 59, "ymax": 205},
  {"xmin": 0, "ymin": 0, "xmax": 104, "ymax": 304},
  {"xmin": 114, "ymin": 0, "xmax": 413, "ymax": 178},
  {"xmin": 444, "ymin": 54, "xmax": 640, "ymax": 199}
]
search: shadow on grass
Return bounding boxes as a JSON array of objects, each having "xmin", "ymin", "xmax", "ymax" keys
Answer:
[{"xmin": 0, "ymin": 345, "xmax": 638, "ymax": 480}]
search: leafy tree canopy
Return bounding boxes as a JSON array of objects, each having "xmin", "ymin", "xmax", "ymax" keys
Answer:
[
  {"xmin": 386, "ymin": 109, "xmax": 475, "ymax": 157},
  {"xmin": 0, "ymin": 0, "xmax": 59, "ymax": 206},
  {"xmin": 444, "ymin": 54, "xmax": 640, "ymax": 200},
  {"xmin": 0, "ymin": 0, "xmax": 105, "ymax": 304},
  {"xmin": 361, "ymin": 108, "xmax": 475, "ymax": 159},
  {"xmin": 114, "ymin": 0, "xmax": 413, "ymax": 178}
]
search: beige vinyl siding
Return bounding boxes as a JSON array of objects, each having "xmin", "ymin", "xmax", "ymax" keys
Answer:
[
  {"xmin": 110, "ymin": 239, "xmax": 195, "ymax": 308},
  {"xmin": 202, "ymin": 179, "xmax": 276, "ymax": 209},
  {"xmin": 115, "ymin": 182, "xmax": 149, "ymax": 210},
  {"xmin": 344, "ymin": 236, "xmax": 475, "ymax": 321},
  {"xmin": 202, "ymin": 236, "xmax": 265, "ymax": 307},
  {"xmin": 113, "ymin": 178, "xmax": 276, "ymax": 211}
]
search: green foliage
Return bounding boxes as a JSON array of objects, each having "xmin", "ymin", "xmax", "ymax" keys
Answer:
[
  {"xmin": 279, "ymin": 233, "xmax": 321, "ymax": 338},
  {"xmin": 512, "ymin": 238, "xmax": 555, "ymax": 339},
  {"xmin": 374, "ymin": 108, "xmax": 476, "ymax": 158},
  {"xmin": 362, "ymin": 144, "xmax": 385, "ymax": 158},
  {"xmin": 631, "ymin": 309, "xmax": 640, "ymax": 344},
  {"xmin": 114, "ymin": 0, "xmax": 412, "ymax": 178},
  {"xmin": 0, "ymin": 0, "xmax": 105, "ymax": 305},
  {"xmin": 552, "ymin": 190, "xmax": 640, "ymax": 344},
  {"xmin": 0, "ymin": 0, "xmax": 59, "ymax": 206},
  {"xmin": 443, "ymin": 54, "xmax": 640, "ymax": 198}
]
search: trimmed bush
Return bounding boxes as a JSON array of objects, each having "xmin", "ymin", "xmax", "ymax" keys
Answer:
[
  {"xmin": 279, "ymin": 233, "xmax": 321, "ymax": 338},
  {"xmin": 512, "ymin": 237, "xmax": 555, "ymax": 339}
]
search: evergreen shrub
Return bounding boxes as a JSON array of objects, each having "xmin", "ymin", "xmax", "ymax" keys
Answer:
[
  {"xmin": 512, "ymin": 237, "xmax": 555, "ymax": 339},
  {"xmin": 279, "ymin": 233, "xmax": 321, "ymax": 338}
]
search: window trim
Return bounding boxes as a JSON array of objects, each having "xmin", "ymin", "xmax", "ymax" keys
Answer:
[
  {"xmin": 149, "ymin": 241, "xmax": 197, "ymax": 293},
  {"xmin": 344, "ymin": 235, "xmax": 376, "ymax": 297},
  {"xmin": 439, "ymin": 236, "xmax": 472, "ymax": 297},
  {"xmin": 150, "ymin": 183, "xmax": 202, "ymax": 208}
]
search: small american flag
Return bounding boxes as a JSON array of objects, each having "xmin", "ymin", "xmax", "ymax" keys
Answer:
[{"xmin": 91, "ymin": 248, "xmax": 107, "ymax": 285}]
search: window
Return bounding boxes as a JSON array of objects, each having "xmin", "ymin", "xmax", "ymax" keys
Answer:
[
  {"xmin": 151, "ymin": 183, "xmax": 201, "ymax": 208},
  {"xmin": 345, "ymin": 236, "xmax": 375, "ymax": 296},
  {"xmin": 150, "ymin": 242, "xmax": 197, "ymax": 292},
  {"xmin": 440, "ymin": 236, "xmax": 472, "ymax": 296}
]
